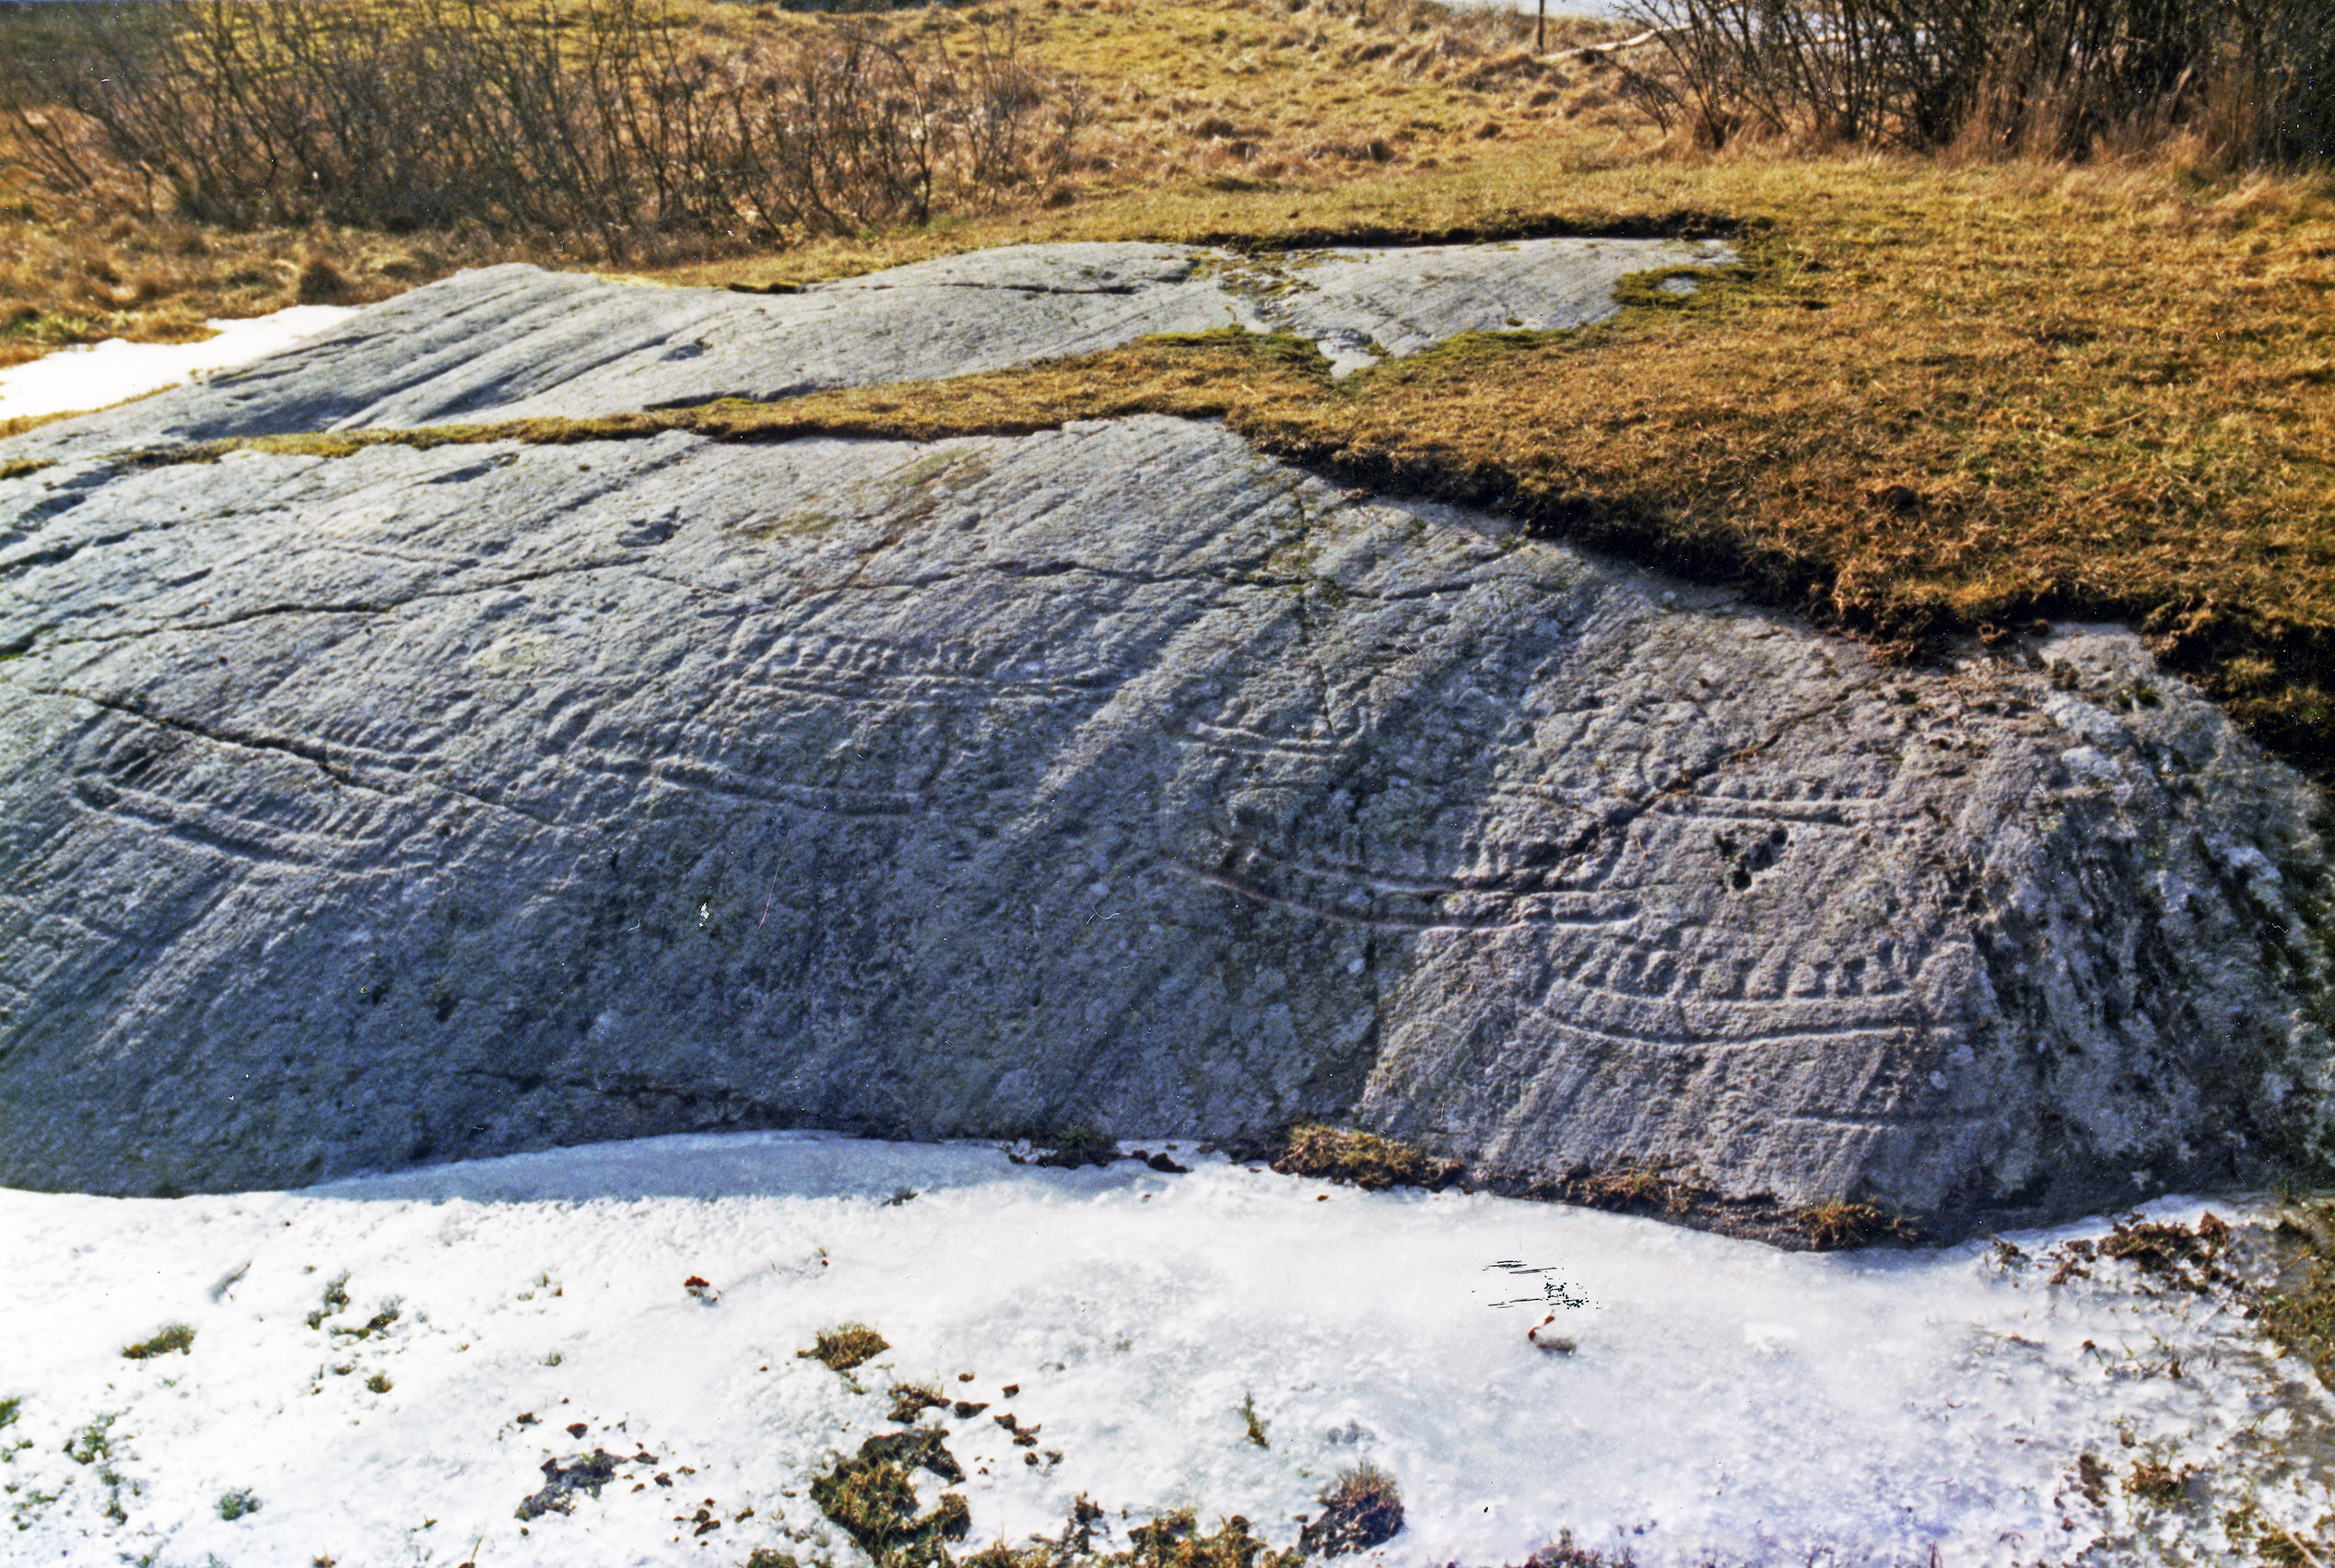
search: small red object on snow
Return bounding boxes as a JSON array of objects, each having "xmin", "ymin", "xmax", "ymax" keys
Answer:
[{"xmin": 1527, "ymin": 1313, "xmax": 1577, "ymax": 1354}]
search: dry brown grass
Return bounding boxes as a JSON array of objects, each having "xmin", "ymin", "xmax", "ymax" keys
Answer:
[
  {"xmin": 9, "ymin": 0, "xmax": 2334, "ymax": 769},
  {"xmin": 1272, "ymin": 1121, "xmax": 1455, "ymax": 1189},
  {"xmin": 0, "ymin": 215, "xmax": 474, "ymax": 371}
]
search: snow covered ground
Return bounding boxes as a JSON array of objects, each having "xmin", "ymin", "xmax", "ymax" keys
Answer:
[
  {"xmin": 3, "ymin": 1132, "xmax": 2330, "ymax": 1568},
  {"xmin": 0, "ymin": 305, "xmax": 358, "ymax": 422}
]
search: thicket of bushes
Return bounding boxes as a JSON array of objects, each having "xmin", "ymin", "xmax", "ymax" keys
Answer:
[
  {"xmin": 1618, "ymin": 0, "xmax": 2333, "ymax": 163},
  {"xmin": 0, "ymin": 0, "xmax": 1088, "ymax": 257}
]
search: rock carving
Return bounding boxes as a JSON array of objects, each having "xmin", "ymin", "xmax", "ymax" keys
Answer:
[{"xmin": 0, "ymin": 240, "xmax": 2328, "ymax": 1239}]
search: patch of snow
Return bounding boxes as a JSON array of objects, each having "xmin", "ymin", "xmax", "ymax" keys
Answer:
[
  {"xmin": 0, "ymin": 1132, "xmax": 2328, "ymax": 1566},
  {"xmin": 0, "ymin": 305, "xmax": 358, "ymax": 420},
  {"xmin": 1453, "ymin": 0, "xmax": 1627, "ymax": 15}
]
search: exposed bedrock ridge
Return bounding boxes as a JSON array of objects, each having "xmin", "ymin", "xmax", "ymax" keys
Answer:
[
  {"xmin": 1, "ymin": 417, "xmax": 2329, "ymax": 1234},
  {"xmin": 0, "ymin": 236, "xmax": 1733, "ymax": 464}
]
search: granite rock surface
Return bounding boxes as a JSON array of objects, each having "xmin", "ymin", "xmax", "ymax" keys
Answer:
[{"xmin": 0, "ymin": 239, "xmax": 2328, "ymax": 1235}]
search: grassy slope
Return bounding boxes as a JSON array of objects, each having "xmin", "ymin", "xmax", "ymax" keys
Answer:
[{"xmin": 6, "ymin": 0, "xmax": 2333, "ymax": 767}]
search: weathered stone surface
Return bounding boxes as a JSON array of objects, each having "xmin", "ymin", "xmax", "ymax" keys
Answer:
[
  {"xmin": 6, "ymin": 236, "xmax": 1733, "ymax": 465},
  {"xmin": 2, "ymin": 415, "xmax": 2329, "ymax": 1231}
]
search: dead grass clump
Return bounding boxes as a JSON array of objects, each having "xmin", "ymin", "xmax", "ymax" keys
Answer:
[
  {"xmin": 812, "ymin": 1430, "xmax": 969, "ymax": 1568},
  {"xmin": 2257, "ymin": 1206, "xmax": 2335, "ymax": 1388},
  {"xmin": 121, "ymin": 1322, "xmax": 194, "ymax": 1360},
  {"xmin": 1561, "ymin": 1162, "xmax": 1697, "ymax": 1217},
  {"xmin": 800, "ymin": 1323, "xmax": 891, "ymax": 1373},
  {"xmin": 1273, "ymin": 1122, "xmax": 1452, "ymax": 1190},
  {"xmin": 1300, "ymin": 1461, "xmax": 1404, "ymax": 1555},
  {"xmin": 2046, "ymin": 1211, "xmax": 2234, "ymax": 1289},
  {"xmin": 886, "ymin": 1383, "xmax": 950, "ymax": 1422},
  {"xmin": 1795, "ymin": 1199, "xmax": 1900, "ymax": 1250},
  {"xmin": 2123, "ymin": 1457, "xmax": 2193, "ymax": 1507}
]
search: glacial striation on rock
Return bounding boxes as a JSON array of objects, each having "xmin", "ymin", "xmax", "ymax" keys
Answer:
[{"xmin": 0, "ymin": 239, "xmax": 2329, "ymax": 1237}]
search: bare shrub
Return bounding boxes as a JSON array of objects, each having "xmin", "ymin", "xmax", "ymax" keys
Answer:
[
  {"xmin": 1618, "ymin": 0, "xmax": 2333, "ymax": 166},
  {"xmin": 0, "ymin": 0, "xmax": 1089, "ymax": 258}
]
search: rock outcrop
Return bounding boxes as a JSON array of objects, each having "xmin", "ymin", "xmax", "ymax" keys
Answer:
[
  {"xmin": 1, "ymin": 240, "xmax": 2329, "ymax": 1237},
  {"xmin": 7, "ymin": 236, "xmax": 1733, "ymax": 464}
]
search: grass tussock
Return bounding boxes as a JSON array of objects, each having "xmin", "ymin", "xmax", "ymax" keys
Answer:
[
  {"xmin": 1300, "ymin": 1461, "xmax": 1404, "ymax": 1556},
  {"xmin": 1795, "ymin": 1199, "xmax": 1903, "ymax": 1250},
  {"xmin": 1556, "ymin": 1161, "xmax": 1699, "ymax": 1218},
  {"xmin": 887, "ymin": 1383, "xmax": 951, "ymax": 1423},
  {"xmin": 801, "ymin": 1322, "xmax": 892, "ymax": 1373},
  {"xmin": 1272, "ymin": 1122, "xmax": 1454, "ymax": 1191},
  {"xmin": 813, "ymin": 1429, "xmax": 971, "ymax": 1568},
  {"xmin": 121, "ymin": 1322, "xmax": 194, "ymax": 1359}
]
